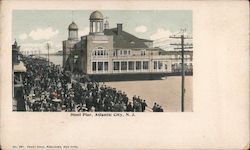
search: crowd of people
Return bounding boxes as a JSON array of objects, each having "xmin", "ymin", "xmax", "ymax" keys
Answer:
[
  {"xmin": 20, "ymin": 56, "xmax": 164, "ymax": 112},
  {"xmin": 152, "ymin": 103, "xmax": 164, "ymax": 112}
]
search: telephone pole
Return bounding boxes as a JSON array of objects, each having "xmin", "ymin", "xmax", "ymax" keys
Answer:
[
  {"xmin": 170, "ymin": 30, "xmax": 193, "ymax": 112},
  {"xmin": 46, "ymin": 43, "xmax": 50, "ymax": 66}
]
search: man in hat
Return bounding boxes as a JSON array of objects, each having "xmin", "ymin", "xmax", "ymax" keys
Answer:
[
  {"xmin": 141, "ymin": 100, "xmax": 147, "ymax": 112},
  {"xmin": 152, "ymin": 103, "xmax": 157, "ymax": 112}
]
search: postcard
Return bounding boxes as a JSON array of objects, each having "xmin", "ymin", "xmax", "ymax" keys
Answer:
[{"xmin": 0, "ymin": 0, "xmax": 249, "ymax": 149}]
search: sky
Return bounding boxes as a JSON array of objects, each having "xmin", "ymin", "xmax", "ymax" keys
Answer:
[{"xmin": 12, "ymin": 10, "xmax": 192, "ymax": 53}]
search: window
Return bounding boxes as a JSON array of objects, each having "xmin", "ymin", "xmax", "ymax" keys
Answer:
[
  {"xmin": 113, "ymin": 49, "xmax": 118, "ymax": 56},
  {"xmin": 184, "ymin": 63, "xmax": 188, "ymax": 69},
  {"xmin": 128, "ymin": 61, "xmax": 134, "ymax": 70},
  {"xmin": 128, "ymin": 50, "xmax": 130, "ymax": 55},
  {"xmin": 154, "ymin": 61, "xmax": 157, "ymax": 70},
  {"xmin": 92, "ymin": 62, "xmax": 96, "ymax": 71},
  {"xmin": 124, "ymin": 50, "xmax": 127, "ymax": 55},
  {"xmin": 158, "ymin": 61, "xmax": 163, "ymax": 70},
  {"xmin": 121, "ymin": 61, "xmax": 127, "ymax": 70},
  {"xmin": 104, "ymin": 62, "xmax": 108, "ymax": 71},
  {"xmin": 104, "ymin": 50, "xmax": 108, "ymax": 56},
  {"xmin": 98, "ymin": 62, "xmax": 103, "ymax": 71},
  {"xmin": 143, "ymin": 61, "xmax": 149, "ymax": 70},
  {"xmin": 141, "ymin": 50, "xmax": 146, "ymax": 56},
  {"xmin": 171, "ymin": 64, "xmax": 175, "ymax": 70},
  {"xmin": 92, "ymin": 47, "xmax": 108, "ymax": 57},
  {"xmin": 113, "ymin": 62, "xmax": 119, "ymax": 70},
  {"xmin": 190, "ymin": 63, "xmax": 193, "ymax": 69},
  {"xmin": 165, "ymin": 64, "xmax": 168, "ymax": 70},
  {"xmin": 120, "ymin": 50, "xmax": 122, "ymax": 55},
  {"xmin": 130, "ymin": 41, "xmax": 135, "ymax": 46},
  {"xmin": 136, "ymin": 61, "xmax": 141, "ymax": 70}
]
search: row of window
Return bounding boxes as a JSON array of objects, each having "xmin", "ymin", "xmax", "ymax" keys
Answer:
[
  {"xmin": 93, "ymin": 49, "xmax": 132, "ymax": 57},
  {"xmin": 169, "ymin": 55, "xmax": 193, "ymax": 59},
  {"xmin": 141, "ymin": 50, "xmax": 146, "ymax": 56},
  {"xmin": 171, "ymin": 63, "xmax": 193, "ymax": 72},
  {"xmin": 92, "ymin": 61, "xmax": 165, "ymax": 72},
  {"xmin": 171, "ymin": 63, "xmax": 193, "ymax": 69},
  {"xmin": 93, "ymin": 50, "xmax": 109, "ymax": 56},
  {"xmin": 92, "ymin": 47, "xmax": 193, "ymax": 59},
  {"xmin": 93, "ymin": 49, "xmax": 147, "ymax": 57},
  {"xmin": 92, "ymin": 62, "xmax": 108, "ymax": 71},
  {"xmin": 113, "ymin": 49, "xmax": 131, "ymax": 56},
  {"xmin": 113, "ymin": 50, "xmax": 147, "ymax": 56},
  {"xmin": 113, "ymin": 61, "xmax": 149, "ymax": 71},
  {"xmin": 153, "ymin": 61, "xmax": 164, "ymax": 70}
]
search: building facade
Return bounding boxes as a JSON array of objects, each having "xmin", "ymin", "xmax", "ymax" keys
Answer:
[
  {"xmin": 12, "ymin": 40, "xmax": 27, "ymax": 111},
  {"xmin": 166, "ymin": 51, "xmax": 193, "ymax": 73},
  {"xmin": 63, "ymin": 11, "xmax": 192, "ymax": 81}
]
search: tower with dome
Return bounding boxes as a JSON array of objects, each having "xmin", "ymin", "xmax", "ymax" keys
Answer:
[
  {"xmin": 68, "ymin": 21, "xmax": 78, "ymax": 40},
  {"xmin": 62, "ymin": 21, "xmax": 79, "ymax": 68},
  {"xmin": 89, "ymin": 10, "xmax": 105, "ymax": 35}
]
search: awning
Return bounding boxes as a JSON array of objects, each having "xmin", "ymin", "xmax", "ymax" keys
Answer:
[{"xmin": 14, "ymin": 61, "xmax": 27, "ymax": 72}]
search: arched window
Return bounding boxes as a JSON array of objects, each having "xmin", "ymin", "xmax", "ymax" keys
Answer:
[{"xmin": 92, "ymin": 46, "xmax": 108, "ymax": 57}]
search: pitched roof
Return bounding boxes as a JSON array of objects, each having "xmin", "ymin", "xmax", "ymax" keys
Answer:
[
  {"xmin": 148, "ymin": 47, "xmax": 168, "ymax": 55},
  {"xmin": 139, "ymin": 38, "xmax": 153, "ymax": 42},
  {"xmin": 104, "ymin": 28, "xmax": 151, "ymax": 49}
]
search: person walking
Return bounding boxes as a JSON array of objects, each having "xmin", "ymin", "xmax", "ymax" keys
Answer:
[{"xmin": 141, "ymin": 100, "xmax": 147, "ymax": 112}]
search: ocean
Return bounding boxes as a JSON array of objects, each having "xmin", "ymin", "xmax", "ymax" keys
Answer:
[{"xmin": 40, "ymin": 55, "xmax": 63, "ymax": 66}]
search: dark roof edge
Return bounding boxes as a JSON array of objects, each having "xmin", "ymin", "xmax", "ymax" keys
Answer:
[{"xmin": 139, "ymin": 38, "xmax": 153, "ymax": 42}]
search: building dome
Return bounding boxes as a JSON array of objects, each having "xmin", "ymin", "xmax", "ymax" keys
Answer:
[
  {"xmin": 89, "ymin": 11, "xmax": 104, "ymax": 20},
  {"xmin": 68, "ymin": 21, "xmax": 78, "ymax": 30}
]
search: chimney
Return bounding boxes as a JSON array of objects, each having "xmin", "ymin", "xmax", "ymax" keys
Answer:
[{"xmin": 117, "ymin": 23, "xmax": 122, "ymax": 35}]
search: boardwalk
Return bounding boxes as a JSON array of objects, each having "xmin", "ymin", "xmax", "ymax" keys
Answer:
[{"xmin": 105, "ymin": 76, "xmax": 193, "ymax": 112}]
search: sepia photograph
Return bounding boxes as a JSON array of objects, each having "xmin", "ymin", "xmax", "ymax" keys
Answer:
[{"xmin": 12, "ymin": 10, "xmax": 193, "ymax": 112}]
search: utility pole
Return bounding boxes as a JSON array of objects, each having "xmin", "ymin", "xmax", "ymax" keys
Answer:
[
  {"xmin": 170, "ymin": 30, "xmax": 193, "ymax": 112},
  {"xmin": 46, "ymin": 43, "xmax": 50, "ymax": 66}
]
